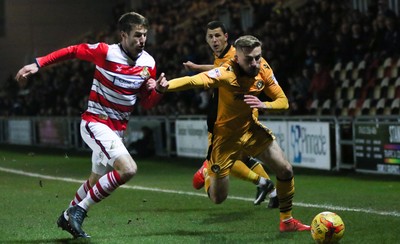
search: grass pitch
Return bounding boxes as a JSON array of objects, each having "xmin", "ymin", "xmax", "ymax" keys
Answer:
[{"xmin": 0, "ymin": 146, "xmax": 399, "ymax": 243}]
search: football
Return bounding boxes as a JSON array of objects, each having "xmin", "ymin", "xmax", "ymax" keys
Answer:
[{"xmin": 311, "ymin": 211, "xmax": 345, "ymax": 243}]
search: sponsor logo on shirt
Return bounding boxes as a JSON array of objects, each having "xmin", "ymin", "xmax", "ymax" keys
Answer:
[
  {"xmin": 113, "ymin": 77, "xmax": 142, "ymax": 89},
  {"xmin": 207, "ymin": 68, "xmax": 222, "ymax": 78}
]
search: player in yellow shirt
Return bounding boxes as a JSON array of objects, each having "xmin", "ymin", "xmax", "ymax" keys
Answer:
[
  {"xmin": 183, "ymin": 21, "xmax": 278, "ymax": 208},
  {"xmin": 157, "ymin": 35, "xmax": 310, "ymax": 232}
]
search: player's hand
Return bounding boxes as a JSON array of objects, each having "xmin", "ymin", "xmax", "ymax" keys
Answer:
[
  {"xmin": 243, "ymin": 95, "xmax": 267, "ymax": 109},
  {"xmin": 183, "ymin": 61, "xmax": 197, "ymax": 71},
  {"xmin": 146, "ymin": 78, "xmax": 156, "ymax": 90},
  {"xmin": 155, "ymin": 72, "xmax": 168, "ymax": 94},
  {"xmin": 15, "ymin": 63, "xmax": 39, "ymax": 87}
]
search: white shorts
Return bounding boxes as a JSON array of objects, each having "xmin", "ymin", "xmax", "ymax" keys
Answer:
[{"xmin": 80, "ymin": 120, "xmax": 130, "ymax": 175}]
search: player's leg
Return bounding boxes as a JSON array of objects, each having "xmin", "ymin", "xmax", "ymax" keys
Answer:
[
  {"xmin": 77, "ymin": 154, "xmax": 136, "ymax": 210},
  {"xmin": 194, "ymin": 156, "xmax": 278, "ymax": 207},
  {"xmin": 192, "ymin": 159, "xmax": 208, "ymax": 189},
  {"xmin": 230, "ymin": 159, "xmax": 261, "ymax": 184},
  {"xmin": 257, "ymin": 140, "xmax": 310, "ymax": 232},
  {"xmin": 57, "ymin": 172, "xmax": 100, "ymax": 235},
  {"xmin": 70, "ymin": 173, "xmax": 99, "ymax": 207},
  {"xmin": 70, "ymin": 158, "xmax": 135, "ymax": 238},
  {"xmin": 231, "ymin": 158, "xmax": 278, "ymax": 207},
  {"xmin": 207, "ymin": 174, "xmax": 230, "ymax": 204},
  {"xmin": 66, "ymin": 121, "xmax": 136, "ymax": 238}
]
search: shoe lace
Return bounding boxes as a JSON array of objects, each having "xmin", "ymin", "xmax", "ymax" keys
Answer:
[{"xmin": 74, "ymin": 207, "xmax": 88, "ymax": 225}]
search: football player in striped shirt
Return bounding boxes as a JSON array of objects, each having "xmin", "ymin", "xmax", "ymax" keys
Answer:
[{"xmin": 15, "ymin": 12, "xmax": 168, "ymax": 238}]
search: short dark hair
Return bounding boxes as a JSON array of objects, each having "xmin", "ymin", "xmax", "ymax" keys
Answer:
[
  {"xmin": 234, "ymin": 35, "xmax": 262, "ymax": 50},
  {"xmin": 118, "ymin": 12, "xmax": 149, "ymax": 33},
  {"xmin": 206, "ymin": 21, "xmax": 227, "ymax": 34}
]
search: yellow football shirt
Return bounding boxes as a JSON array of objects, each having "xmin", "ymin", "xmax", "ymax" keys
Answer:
[{"xmin": 167, "ymin": 58, "xmax": 288, "ymax": 132}]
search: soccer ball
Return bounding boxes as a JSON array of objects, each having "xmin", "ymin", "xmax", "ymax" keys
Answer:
[{"xmin": 311, "ymin": 211, "xmax": 345, "ymax": 243}]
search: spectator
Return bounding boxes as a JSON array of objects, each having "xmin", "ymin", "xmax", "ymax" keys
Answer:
[
  {"xmin": 128, "ymin": 126, "xmax": 155, "ymax": 158},
  {"xmin": 308, "ymin": 62, "xmax": 334, "ymax": 101},
  {"xmin": 288, "ymin": 68, "xmax": 312, "ymax": 115}
]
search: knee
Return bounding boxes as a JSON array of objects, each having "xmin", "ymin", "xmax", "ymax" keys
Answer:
[
  {"xmin": 277, "ymin": 162, "xmax": 293, "ymax": 179},
  {"xmin": 120, "ymin": 164, "xmax": 137, "ymax": 181},
  {"xmin": 88, "ymin": 173, "xmax": 101, "ymax": 187},
  {"xmin": 210, "ymin": 195, "xmax": 227, "ymax": 204},
  {"xmin": 208, "ymin": 191, "xmax": 228, "ymax": 204},
  {"xmin": 115, "ymin": 157, "xmax": 137, "ymax": 182}
]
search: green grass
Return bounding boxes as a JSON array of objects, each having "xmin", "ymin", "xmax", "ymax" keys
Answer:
[{"xmin": 0, "ymin": 147, "xmax": 400, "ymax": 243}]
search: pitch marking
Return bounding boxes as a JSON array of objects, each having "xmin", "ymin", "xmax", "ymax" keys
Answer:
[{"xmin": 1, "ymin": 166, "xmax": 399, "ymax": 218}]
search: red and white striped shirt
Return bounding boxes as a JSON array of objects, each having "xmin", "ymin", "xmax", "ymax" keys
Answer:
[{"xmin": 36, "ymin": 42, "xmax": 162, "ymax": 133}]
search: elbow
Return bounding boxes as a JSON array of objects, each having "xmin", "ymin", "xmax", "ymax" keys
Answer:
[{"xmin": 284, "ymin": 98, "xmax": 289, "ymax": 109}]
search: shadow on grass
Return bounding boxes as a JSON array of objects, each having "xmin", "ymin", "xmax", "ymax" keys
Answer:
[
  {"xmin": 2, "ymin": 238, "xmax": 91, "ymax": 244},
  {"xmin": 202, "ymin": 209, "xmax": 255, "ymax": 224},
  {"xmin": 107, "ymin": 229, "xmax": 295, "ymax": 243}
]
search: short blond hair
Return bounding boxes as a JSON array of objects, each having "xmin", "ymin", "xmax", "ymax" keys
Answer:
[{"xmin": 234, "ymin": 35, "xmax": 262, "ymax": 50}]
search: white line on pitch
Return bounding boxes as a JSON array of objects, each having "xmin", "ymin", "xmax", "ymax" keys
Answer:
[{"xmin": 1, "ymin": 166, "xmax": 399, "ymax": 218}]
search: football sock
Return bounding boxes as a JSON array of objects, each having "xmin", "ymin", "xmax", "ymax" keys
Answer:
[
  {"xmin": 246, "ymin": 159, "xmax": 270, "ymax": 179},
  {"xmin": 78, "ymin": 170, "xmax": 124, "ymax": 211},
  {"xmin": 230, "ymin": 160, "xmax": 260, "ymax": 184},
  {"xmin": 277, "ymin": 177, "xmax": 295, "ymax": 221},
  {"xmin": 245, "ymin": 158, "xmax": 277, "ymax": 196},
  {"xmin": 69, "ymin": 180, "xmax": 91, "ymax": 207}
]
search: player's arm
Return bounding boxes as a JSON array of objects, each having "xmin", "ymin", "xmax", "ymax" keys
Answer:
[
  {"xmin": 140, "ymin": 73, "xmax": 168, "ymax": 109},
  {"xmin": 183, "ymin": 61, "xmax": 214, "ymax": 72},
  {"xmin": 15, "ymin": 43, "xmax": 107, "ymax": 85},
  {"xmin": 156, "ymin": 67, "xmax": 226, "ymax": 93},
  {"xmin": 36, "ymin": 43, "xmax": 108, "ymax": 67},
  {"xmin": 15, "ymin": 63, "xmax": 39, "ymax": 86},
  {"xmin": 262, "ymin": 82, "xmax": 289, "ymax": 110},
  {"xmin": 165, "ymin": 72, "xmax": 216, "ymax": 92},
  {"xmin": 244, "ymin": 83, "xmax": 289, "ymax": 110}
]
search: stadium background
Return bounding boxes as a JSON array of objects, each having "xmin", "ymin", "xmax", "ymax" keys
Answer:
[{"xmin": 0, "ymin": 0, "xmax": 400, "ymax": 175}]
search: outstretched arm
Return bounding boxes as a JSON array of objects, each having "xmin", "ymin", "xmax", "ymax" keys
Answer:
[
  {"xmin": 15, "ymin": 63, "xmax": 39, "ymax": 87},
  {"xmin": 183, "ymin": 61, "xmax": 214, "ymax": 72},
  {"xmin": 15, "ymin": 43, "xmax": 108, "ymax": 87}
]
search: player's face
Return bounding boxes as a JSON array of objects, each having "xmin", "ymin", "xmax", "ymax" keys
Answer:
[
  {"xmin": 206, "ymin": 27, "xmax": 228, "ymax": 56},
  {"xmin": 121, "ymin": 25, "xmax": 147, "ymax": 57},
  {"xmin": 236, "ymin": 46, "xmax": 262, "ymax": 77}
]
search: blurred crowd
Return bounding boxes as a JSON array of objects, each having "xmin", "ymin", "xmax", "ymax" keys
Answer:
[{"xmin": 1, "ymin": 0, "xmax": 399, "ymax": 117}]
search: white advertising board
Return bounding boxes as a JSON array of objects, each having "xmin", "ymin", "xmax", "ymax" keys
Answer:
[
  {"xmin": 174, "ymin": 119, "xmax": 332, "ymax": 170},
  {"xmin": 175, "ymin": 120, "xmax": 208, "ymax": 158},
  {"xmin": 287, "ymin": 121, "xmax": 331, "ymax": 170},
  {"xmin": 8, "ymin": 120, "xmax": 31, "ymax": 145},
  {"xmin": 260, "ymin": 120, "xmax": 288, "ymax": 155}
]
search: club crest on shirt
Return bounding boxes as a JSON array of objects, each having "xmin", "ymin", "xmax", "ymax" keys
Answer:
[
  {"xmin": 256, "ymin": 80, "xmax": 264, "ymax": 89},
  {"xmin": 226, "ymin": 65, "xmax": 233, "ymax": 72},
  {"xmin": 211, "ymin": 164, "xmax": 221, "ymax": 173},
  {"xmin": 140, "ymin": 67, "xmax": 150, "ymax": 80}
]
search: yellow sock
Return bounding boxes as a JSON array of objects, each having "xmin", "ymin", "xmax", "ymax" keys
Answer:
[
  {"xmin": 277, "ymin": 177, "xmax": 295, "ymax": 220},
  {"xmin": 230, "ymin": 160, "xmax": 260, "ymax": 184},
  {"xmin": 249, "ymin": 161, "xmax": 271, "ymax": 180},
  {"xmin": 204, "ymin": 167, "xmax": 210, "ymax": 194}
]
